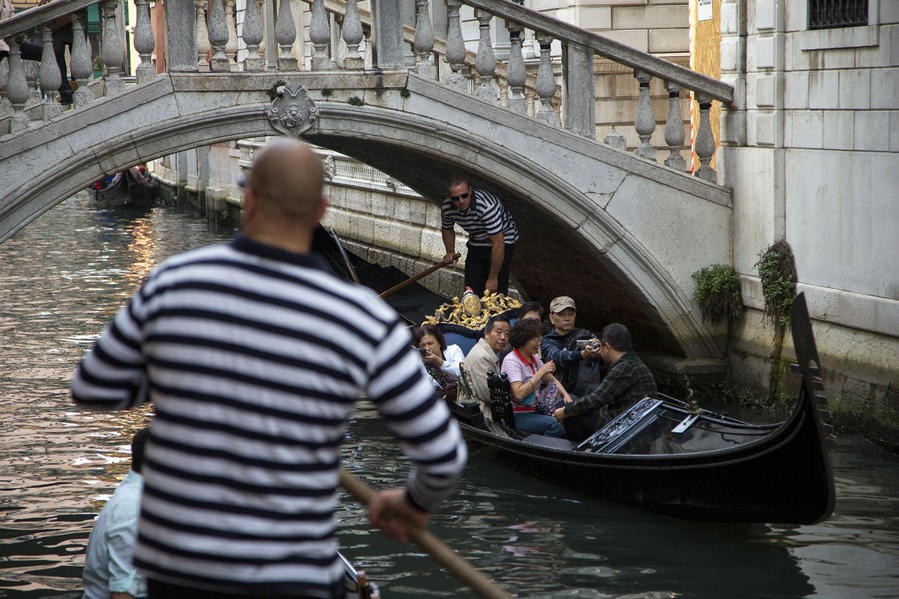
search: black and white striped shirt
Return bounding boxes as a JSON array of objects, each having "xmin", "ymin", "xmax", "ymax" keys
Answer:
[
  {"xmin": 71, "ymin": 236, "xmax": 467, "ymax": 595},
  {"xmin": 441, "ymin": 188, "xmax": 519, "ymax": 247}
]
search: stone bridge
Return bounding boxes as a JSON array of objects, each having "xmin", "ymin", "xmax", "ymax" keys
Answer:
[{"xmin": 0, "ymin": 0, "xmax": 734, "ymax": 366}]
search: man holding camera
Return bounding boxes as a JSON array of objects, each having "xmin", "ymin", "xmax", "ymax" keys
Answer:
[
  {"xmin": 541, "ymin": 296, "xmax": 604, "ymax": 398},
  {"xmin": 552, "ymin": 322, "xmax": 657, "ymax": 442}
]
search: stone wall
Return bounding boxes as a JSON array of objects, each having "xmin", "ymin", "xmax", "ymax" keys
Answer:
[{"xmin": 719, "ymin": 0, "xmax": 899, "ymax": 426}]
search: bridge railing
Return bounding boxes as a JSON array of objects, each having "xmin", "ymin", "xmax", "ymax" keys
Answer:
[{"xmin": 1, "ymin": 0, "xmax": 733, "ymax": 181}]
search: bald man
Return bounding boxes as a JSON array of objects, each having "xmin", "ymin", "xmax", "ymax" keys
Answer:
[{"xmin": 72, "ymin": 138, "xmax": 467, "ymax": 598}]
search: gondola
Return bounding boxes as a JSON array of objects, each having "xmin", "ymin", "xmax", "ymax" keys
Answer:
[
  {"xmin": 126, "ymin": 165, "xmax": 158, "ymax": 206},
  {"xmin": 89, "ymin": 165, "xmax": 157, "ymax": 208},
  {"xmin": 90, "ymin": 171, "xmax": 129, "ymax": 207},
  {"xmin": 316, "ymin": 230, "xmax": 835, "ymax": 524},
  {"xmin": 445, "ymin": 293, "xmax": 835, "ymax": 524}
]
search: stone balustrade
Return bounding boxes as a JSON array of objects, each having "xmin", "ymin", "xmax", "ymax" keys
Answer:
[{"xmin": 0, "ymin": 0, "xmax": 732, "ymax": 180}]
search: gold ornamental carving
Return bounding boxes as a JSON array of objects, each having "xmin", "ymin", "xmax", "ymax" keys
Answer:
[{"xmin": 423, "ymin": 290, "xmax": 521, "ymax": 330}]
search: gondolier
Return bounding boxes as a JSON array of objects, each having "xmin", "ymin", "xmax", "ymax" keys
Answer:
[
  {"xmin": 71, "ymin": 139, "xmax": 467, "ymax": 598},
  {"xmin": 441, "ymin": 175, "xmax": 519, "ymax": 296}
]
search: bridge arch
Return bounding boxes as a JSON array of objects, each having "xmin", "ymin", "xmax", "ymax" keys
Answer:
[{"xmin": 0, "ymin": 75, "xmax": 730, "ymax": 360}]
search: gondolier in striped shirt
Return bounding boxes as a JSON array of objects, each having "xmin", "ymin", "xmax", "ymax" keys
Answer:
[
  {"xmin": 441, "ymin": 175, "xmax": 519, "ymax": 296},
  {"xmin": 71, "ymin": 138, "xmax": 467, "ymax": 598}
]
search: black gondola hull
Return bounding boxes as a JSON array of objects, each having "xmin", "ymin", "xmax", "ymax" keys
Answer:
[{"xmin": 452, "ymin": 385, "xmax": 833, "ymax": 523}]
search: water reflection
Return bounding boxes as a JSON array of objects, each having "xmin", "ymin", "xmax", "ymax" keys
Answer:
[{"xmin": 1, "ymin": 196, "xmax": 897, "ymax": 598}]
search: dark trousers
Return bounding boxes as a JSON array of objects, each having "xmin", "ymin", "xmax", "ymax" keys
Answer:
[
  {"xmin": 464, "ymin": 243, "xmax": 514, "ymax": 296},
  {"xmin": 148, "ymin": 578, "xmax": 346, "ymax": 599},
  {"xmin": 564, "ymin": 412, "xmax": 600, "ymax": 443}
]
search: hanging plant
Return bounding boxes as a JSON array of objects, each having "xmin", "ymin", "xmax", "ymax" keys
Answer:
[
  {"xmin": 691, "ymin": 264, "xmax": 743, "ymax": 325},
  {"xmin": 755, "ymin": 240, "xmax": 797, "ymax": 326}
]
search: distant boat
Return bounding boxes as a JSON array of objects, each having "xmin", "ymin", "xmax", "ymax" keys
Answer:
[{"xmin": 90, "ymin": 166, "xmax": 157, "ymax": 208}]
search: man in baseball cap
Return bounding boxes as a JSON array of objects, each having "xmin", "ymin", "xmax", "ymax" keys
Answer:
[{"xmin": 541, "ymin": 296, "xmax": 604, "ymax": 405}]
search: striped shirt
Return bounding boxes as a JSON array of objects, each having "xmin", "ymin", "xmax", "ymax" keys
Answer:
[
  {"xmin": 71, "ymin": 236, "xmax": 467, "ymax": 595},
  {"xmin": 441, "ymin": 187, "xmax": 519, "ymax": 247}
]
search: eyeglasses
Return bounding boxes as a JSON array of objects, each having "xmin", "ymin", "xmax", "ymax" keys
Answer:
[{"xmin": 450, "ymin": 192, "xmax": 470, "ymax": 202}]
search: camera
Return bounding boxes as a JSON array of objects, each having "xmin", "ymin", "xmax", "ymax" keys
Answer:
[
  {"xmin": 575, "ymin": 339, "xmax": 599, "ymax": 350},
  {"xmin": 417, "ymin": 347, "xmax": 428, "ymax": 355}
]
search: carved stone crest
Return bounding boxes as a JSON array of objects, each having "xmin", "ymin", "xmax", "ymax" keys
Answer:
[{"xmin": 267, "ymin": 83, "xmax": 318, "ymax": 137}]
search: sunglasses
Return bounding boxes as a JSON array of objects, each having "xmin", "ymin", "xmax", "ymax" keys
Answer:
[{"xmin": 450, "ymin": 192, "xmax": 470, "ymax": 202}]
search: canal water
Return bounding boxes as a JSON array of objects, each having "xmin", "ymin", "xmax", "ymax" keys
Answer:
[{"xmin": 1, "ymin": 196, "xmax": 897, "ymax": 598}]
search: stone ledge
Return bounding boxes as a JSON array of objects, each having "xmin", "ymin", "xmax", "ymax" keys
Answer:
[{"xmin": 740, "ymin": 276, "xmax": 899, "ymax": 338}]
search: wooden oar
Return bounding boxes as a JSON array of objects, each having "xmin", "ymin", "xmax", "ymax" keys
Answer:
[
  {"xmin": 379, "ymin": 254, "xmax": 460, "ymax": 299},
  {"xmin": 339, "ymin": 468, "xmax": 511, "ymax": 599}
]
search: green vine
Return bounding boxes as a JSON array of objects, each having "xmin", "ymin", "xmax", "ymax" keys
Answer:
[
  {"xmin": 400, "ymin": 88, "xmax": 411, "ymax": 98},
  {"xmin": 755, "ymin": 240, "xmax": 797, "ymax": 326},
  {"xmin": 691, "ymin": 264, "xmax": 743, "ymax": 325},
  {"xmin": 321, "ymin": 88, "xmax": 333, "ymax": 97},
  {"xmin": 267, "ymin": 80, "xmax": 288, "ymax": 100},
  {"xmin": 348, "ymin": 96, "xmax": 364, "ymax": 106}
]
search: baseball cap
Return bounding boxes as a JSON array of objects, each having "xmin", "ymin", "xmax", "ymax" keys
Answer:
[{"xmin": 549, "ymin": 296, "xmax": 576, "ymax": 313}]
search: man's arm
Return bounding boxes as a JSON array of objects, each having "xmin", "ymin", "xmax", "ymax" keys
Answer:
[
  {"xmin": 365, "ymin": 317, "xmax": 467, "ymax": 540},
  {"xmin": 105, "ymin": 490, "xmax": 143, "ymax": 599},
  {"xmin": 71, "ymin": 291, "xmax": 148, "ymax": 411},
  {"xmin": 554, "ymin": 361, "xmax": 629, "ymax": 420},
  {"xmin": 441, "ymin": 228, "xmax": 457, "ymax": 263},
  {"xmin": 464, "ymin": 344, "xmax": 494, "ymax": 405},
  {"xmin": 485, "ymin": 232, "xmax": 505, "ymax": 293}
]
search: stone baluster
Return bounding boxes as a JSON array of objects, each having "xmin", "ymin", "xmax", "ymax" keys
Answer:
[
  {"xmin": 208, "ymin": 0, "xmax": 230, "ymax": 71},
  {"xmin": 603, "ymin": 126, "xmax": 626, "ymax": 151},
  {"xmin": 694, "ymin": 94, "xmax": 716, "ymax": 182},
  {"xmin": 534, "ymin": 33, "xmax": 556, "ymax": 126},
  {"xmin": 70, "ymin": 12, "xmax": 93, "ymax": 107},
  {"xmin": 445, "ymin": 0, "xmax": 466, "ymax": 91},
  {"xmin": 343, "ymin": 0, "xmax": 364, "ymax": 69},
  {"xmin": 275, "ymin": 0, "xmax": 298, "ymax": 70},
  {"xmin": 242, "ymin": 0, "xmax": 264, "ymax": 72},
  {"xmin": 633, "ymin": 70, "xmax": 655, "ymax": 160},
  {"xmin": 101, "ymin": 0, "xmax": 125, "ymax": 94},
  {"xmin": 6, "ymin": 38, "xmax": 31, "ymax": 132},
  {"xmin": 39, "ymin": 25, "xmax": 62, "ymax": 119},
  {"xmin": 663, "ymin": 81, "xmax": 686, "ymax": 171},
  {"xmin": 309, "ymin": 0, "xmax": 330, "ymax": 70},
  {"xmin": 196, "ymin": 1, "xmax": 211, "ymax": 70},
  {"xmin": 134, "ymin": 0, "xmax": 156, "ymax": 83},
  {"xmin": 474, "ymin": 10, "xmax": 497, "ymax": 102},
  {"xmin": 0, "ymin": 59, "xmax": 9, "ymax": 118},
  {"xmin": 225, "ymin": 0, "xmax": 238, "ymax": 67},
  {"xmin": 25, "ymin": 56, "xmax": 41, "ymax": 110},
  {"xmin": 505, "ymin": 23, "xmax": 526, "ymax": 114},
  {"xmin": 413, "ymin": 0, "xmax": 435, "ymax": 78}
]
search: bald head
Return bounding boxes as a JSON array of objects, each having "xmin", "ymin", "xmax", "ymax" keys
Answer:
[{"xmin": 248, "ymin": 138, "xmax": 324, "ymax": 221}]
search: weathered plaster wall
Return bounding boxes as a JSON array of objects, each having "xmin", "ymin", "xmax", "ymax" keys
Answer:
[{"xmin": 719, "ymin": 0, "xmax": 899, "ymax": 424}]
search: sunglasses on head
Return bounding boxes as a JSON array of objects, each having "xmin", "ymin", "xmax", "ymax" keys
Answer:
[{"xmin": 450, "ymin": 192, "xmax": 470, "ymax": 202}]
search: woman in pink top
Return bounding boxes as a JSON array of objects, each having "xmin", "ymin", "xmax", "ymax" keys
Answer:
[{"xmin": 501, "ymin": 318, "xmax": 570, "ymax": 437}]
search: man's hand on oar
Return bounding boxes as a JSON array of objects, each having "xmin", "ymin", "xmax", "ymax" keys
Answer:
[
  {"xmin": 368, "ymin": 488, "xmax": 430, "ymax": 543},
  {"xmin": 340, "ymin": 468, "xmax": 512, "ymax": 599}
]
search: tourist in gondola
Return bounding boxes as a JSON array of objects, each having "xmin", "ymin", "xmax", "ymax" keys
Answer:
[
  {"xmin": 541, "ymin": 296, "xmax": 604, "ymax": 398},
  {"xmin": 463, "ymin": 315, "xmax": 511, "ymax": 421},
  {"xmin": 502, "ymin": 318, "xmax": 570, "ymax": 437},
  {"xmin": 82, "ymin": 427, "xmax": 149, "ymax": 599},
  {"xmin": 413, "ymin": 324, "xmax": 465, "ymax": 400},
  {"xmin": 553, "ymin": 322, "xmax": 657, "ymax": 442}
]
